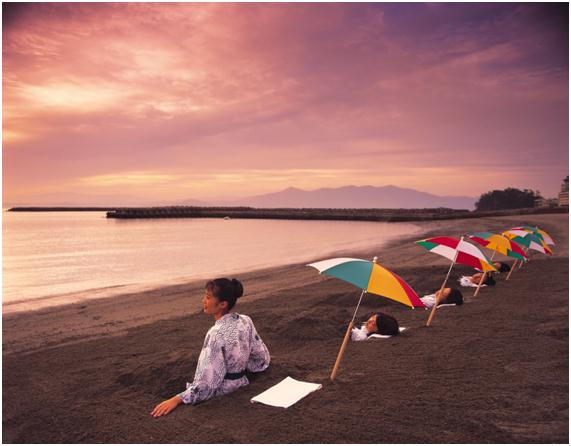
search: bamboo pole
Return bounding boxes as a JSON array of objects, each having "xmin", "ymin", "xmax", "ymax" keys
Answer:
[
  {"xmin": 330, "ymin": 289, "xmax": 366, "ymax": 381},
  {"xmin": 506, "ymin": 259, "xmax": 518, "ymax": 280},
  {"xmin": 426, "ymin": 236, "xmax": 463, "ymax": 327},
  {"xmin": 518, "ymin": 247, "xmax": 528, "ymax": 269},
  {"xmin": 474, "ymin": 251, "xmax": 496, "ymax": 297}
]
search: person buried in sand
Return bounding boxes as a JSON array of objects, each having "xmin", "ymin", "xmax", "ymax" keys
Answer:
[
  {"xmin": 492, "ymin": 262, "xmax": 511, "ymax": 273},
  {"xmin": 351, "ymin": 312, "xmax": 400, "ymax": 341},
  {"xmin": 420, "ymin": 287, "xmax": 463, "ymax": 309},
  {"xmin": 460, "ymin": 272, "xmax": 496, "ymax": 287},
  {"xmin": 151, "ymin": 278, "xmax": 270, "ymax": 418}
]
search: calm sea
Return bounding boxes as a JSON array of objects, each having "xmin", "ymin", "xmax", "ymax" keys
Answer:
[{"xmin": 2, "ymin": 211, "xmax": 420, "ymax": 313}]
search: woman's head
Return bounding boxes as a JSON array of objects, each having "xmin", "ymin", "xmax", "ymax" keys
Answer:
[
  {"xmin": 364, "ymin": 312, "xmax": 400, "ymax": 336},
  {"xmin": 484, "ymin": 274, "xmax": 496, "ymax": 286},
  {"xmin": 493, "ymin": 262, "xmax": 511, "ymax": 273},
  {"xmin": 203, "ymin": 278, "xmax": 244, "ymax": 315},
  {"xmin": 470, "ymin": 273, "xmax": 496, "ymax": 286},
  {"xmin": 441, "ymin": 287, "xmax": 463, "ymax": 305}
]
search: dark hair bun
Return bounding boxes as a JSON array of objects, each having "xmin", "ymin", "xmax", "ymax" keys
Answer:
[{"xmin": 231, "ymin": 279, "xmax": 244, "ymax": 299}]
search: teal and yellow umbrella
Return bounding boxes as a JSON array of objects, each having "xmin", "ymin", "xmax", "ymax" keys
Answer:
[{"xmin": 308, "ymin": 257, "xmax": 424, "ymax": 380}]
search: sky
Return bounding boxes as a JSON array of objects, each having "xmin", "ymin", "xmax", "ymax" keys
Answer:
[{"xmin": 2, "ymin": 2, "xmax": 569, "ymax": 205}]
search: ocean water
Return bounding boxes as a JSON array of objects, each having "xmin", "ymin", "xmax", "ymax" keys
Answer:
[{"xmin": 2, "ymin": 211, "xmax": 420, "ymax": 313}]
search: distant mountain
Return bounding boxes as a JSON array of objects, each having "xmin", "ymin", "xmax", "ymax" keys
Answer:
[
  {"xmin": 183, "ymin": 185, "xmax": 477, "ymax": 210},
  {"xmin": 179, "ymin": 198, "xmax": 213, "ymax": 206}
]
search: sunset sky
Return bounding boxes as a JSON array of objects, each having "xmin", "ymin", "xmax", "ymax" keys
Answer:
[{"xmin": 2, "ymin": 2, "xmax": 569, "ymax": 205}]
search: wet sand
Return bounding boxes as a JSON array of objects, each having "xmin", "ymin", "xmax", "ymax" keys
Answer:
[{"xmin": 2, "ymin": 213, "xmax": 568, "ymax": 443}]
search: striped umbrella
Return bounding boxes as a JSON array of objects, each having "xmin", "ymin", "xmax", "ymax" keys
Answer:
[
  {"xmin": 416, "ymin": 236, "xmax": 497, "ymax": 325},
  {"xmin": 502, "ymin": 229, "xmax": 552, "ymax": 255},
  {"xmin": 469, "ymin": 232, "xmax": 528, "ymax": 260},
  {"xmin": 308, "ymin": 257, "xmax": 424, "ymax": 380},
  {"xmin": 468, "ymin": 232, "xmax": 528, "ymax": 294},
  {"xmin": 416, "ymin": 236, "xmax": 497, "ymax": 272},
  {"xmin": 516, "ymin": 226, "xmax": 555, "ymax": 246}
]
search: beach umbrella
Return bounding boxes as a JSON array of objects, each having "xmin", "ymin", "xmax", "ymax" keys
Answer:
[
  {"xmin": 502, "ymin": 229, "xmax": 552, "ymax": 279},
  {"xmin": 516, "ymin": 226, "xmax": 555, "ymax": 246},
  {"xmin": 503, "ymin": 229, "xmax": 551, "ymax": 254},
  {"xmin": 468, "ymin": 232, "xmax": 528, "ymax": 295},
  {"xmin": 307, "ymin": 257, "xmax": 425, "ymax": 381},
  {"xmin": 416, "ymin": 236, "xmax": 497, "ymax": 326}
]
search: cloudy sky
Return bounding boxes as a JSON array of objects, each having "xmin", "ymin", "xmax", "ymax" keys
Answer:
[{"xmin": 3, "ymin": 2, "xmax": 568, "ymax": 204}]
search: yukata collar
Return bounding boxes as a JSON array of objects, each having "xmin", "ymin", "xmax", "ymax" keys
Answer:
[{"xmin": 215, "ymin": 312, "xmax": 238, "ymax": 326}]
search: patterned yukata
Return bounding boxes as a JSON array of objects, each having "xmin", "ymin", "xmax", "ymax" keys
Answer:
[
  {"xmin": 420, "ymin": 294, "xmax": 437, "ymax": 309},
  {"xmin": 351, "ymin": 324, "xmax": 370, "ymax": 341},
  {"xmin": 178, "ymin": 312, "xmax": 270, "ymax": 405}
]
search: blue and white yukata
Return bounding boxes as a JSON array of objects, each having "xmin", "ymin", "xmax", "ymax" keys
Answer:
[{"xmin": 178, "ymin": 312, "xmax": 270, "ymax": 405}]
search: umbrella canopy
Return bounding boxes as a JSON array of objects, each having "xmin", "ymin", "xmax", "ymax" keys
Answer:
[
  {"xmin": 516, "ymin": 226, "xmax": 555, "ymax": 246},
  {"xmin": 502, "ymin": 229, "xmax": 552, "ymax": 255},
  {"xmin": 307, "ymin": 257, "xmax": 425, "ymax": 308},
  {"xmin": 469, "ymin": 232, "xmax": 528, "ymax": 261},
  {"xmin": 416, "ymin": 236, "xmax": 497, "ymax": 272}
]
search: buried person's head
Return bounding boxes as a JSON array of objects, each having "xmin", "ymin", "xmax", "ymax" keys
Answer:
[
  {"xmin": 364, "ymin": 312, "xmax": 400, "ymax": 336},
  {"xmin": 471, "ymin": 272, "xmax": 496, "ymax": 286},
  {"xmin": 203, "ymin": 278, "xmax": 244, "ymax": 316},
  {"xmin": 493, "ymin": 262, "xmax": 511, "ymax": 273},
  {"xmin": 436, "ymin": 287, "xmax": 464, "ymax": 305}
]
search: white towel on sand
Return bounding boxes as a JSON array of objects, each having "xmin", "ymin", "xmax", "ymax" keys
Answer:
[
  {"xmin": 459, "ymin": 276, "xmax": 486, "ymax": 288},
  {"xmin": 250, "ymin": 376, "xmax": 322, "ymax": 408},
  {"xmin": 368, "ymin": 327, "xmax": 407, "ymax": 339},
  {"xmin": 352, "ymin": 325, "xmax": 406, "ymax": 341}
]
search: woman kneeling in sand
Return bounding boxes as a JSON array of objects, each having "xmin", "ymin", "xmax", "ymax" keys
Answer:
[
  {"xmin": 151, "ymin": 278, "xmax": 270, "ymax": 418},
  {"xmin": 420, "ymin": 287, "xmax": 463, "ymax": 308},
  {"xmin": 351, "ymin": 312, "xmax": 400, "ymax": 341}
]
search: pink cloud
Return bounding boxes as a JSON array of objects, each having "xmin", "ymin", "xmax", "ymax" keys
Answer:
[{"xmin": 3, "ymin": 3, "xmax": 568, "ymax": 204}]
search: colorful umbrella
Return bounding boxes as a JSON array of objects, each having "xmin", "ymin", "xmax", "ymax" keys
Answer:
[
  {"xmin": 416, "ymin": 236, "xmax": 497, "ymax": 325},
  {"xmin": 469, "ymin": 232, "xmax": 528, "ymax": 261},
  {"xmin": 468, "ymin": 232, "xmax": 528, "ymax": 295},
  {"xmin": 516, "ymin": 226, "xmax": 555, "ymax": 246},
  {"xmin": 308, "ymin": 257, "xmax": 424, "ymax": 380},
  {"xmin": 416, "ymin": 236, "xmax": 497, "ymax": 272},
  {"xmin": 502, "ymin": 229, "xmax": 552, "ymax": 255}
]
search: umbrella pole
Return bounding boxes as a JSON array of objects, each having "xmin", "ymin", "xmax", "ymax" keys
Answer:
[
  {"xmin": 426, "ymin": 236, "xmax": 463, "ymax": 327},
  {"xmin": 426, "ymin": 262, "xmax": 454, "ymax": 327},
  {"xmin": 518, "ymin": 248, "xmax": 528, "ymax": 269},
  {"xmin": 506, "ymin": 259, "xmax": 518, "ymax": 280},
  {"xmin": 330, "ymin": 289, "xmax": 366, "ymax": 381},
  {"xmin": 474, "ymin": 251, "xmax": 495, "ymax": 297}
]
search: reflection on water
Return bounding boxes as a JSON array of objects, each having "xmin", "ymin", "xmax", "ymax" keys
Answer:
[{"xmin": 3, "ymin": 212, "xmax": 420, "ymax": 312}]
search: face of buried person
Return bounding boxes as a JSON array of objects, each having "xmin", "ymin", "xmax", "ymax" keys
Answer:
[
  {"xmin": 365, "ymin": 314, "xmax": 378, "ymax": 334},
  {"xmin": 435, "ymin": 287, "xmax": 452, "ymax": 300}
]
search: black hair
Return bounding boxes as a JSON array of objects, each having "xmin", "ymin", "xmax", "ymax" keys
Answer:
[
  {"xmin": 495, "ymin": 262, "xmax": 510, "ymax": 273},
  {"xmin": 374, "ymin": 312, "xmax": 400, "ymax": 336},
  {"xmin": 443, "ymin": 288, "xmax": 463, "ymax": 306},
  {"xmin": 205, "ymin": 278, "xmax": 244, "ymax": 311},
  {"xmin": 483, "ymin": 275, "xmax": 496, "ymax": 286}
]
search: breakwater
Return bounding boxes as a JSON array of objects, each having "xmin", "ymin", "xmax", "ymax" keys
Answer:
[{"xmin": 104, "ymin": 206, "xmax": 567, "ymax": 222}]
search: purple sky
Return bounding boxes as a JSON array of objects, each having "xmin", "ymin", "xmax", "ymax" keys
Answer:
[{"xmin": 3, "ymin": 2, "xmax": 569, "ymax": 204}]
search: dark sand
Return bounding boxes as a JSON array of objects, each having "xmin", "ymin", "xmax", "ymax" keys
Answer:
[{"xmin": 3, "ymin": 214, "xmax": 568, "ymax": 443}]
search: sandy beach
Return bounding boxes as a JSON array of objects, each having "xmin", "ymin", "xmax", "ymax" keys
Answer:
[{"xmin": 2, "ymin": 213, "xmax": 568, "ymax": 443}]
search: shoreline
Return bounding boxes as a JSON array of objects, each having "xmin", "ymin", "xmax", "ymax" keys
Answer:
[
  {"xmin": 3, "ymin": 213, "xmax": 567, "ymax": 355},
  {"xmin": 2, "ymin": 213, "xmax": 568, "ymax": 443}
]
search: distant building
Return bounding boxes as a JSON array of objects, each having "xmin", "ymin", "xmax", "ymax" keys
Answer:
[
  {"xmin": 534, "ymin": 197, "xmax": 558, "ymax": 208},
  {"xmin": 558, "ymin": 176, "xmax": 569, "ymax": 207}
]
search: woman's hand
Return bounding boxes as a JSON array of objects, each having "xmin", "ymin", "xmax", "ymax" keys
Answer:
[{"xmin": 151, "ymin": 395, "xmax": 183, "ymax": 418}]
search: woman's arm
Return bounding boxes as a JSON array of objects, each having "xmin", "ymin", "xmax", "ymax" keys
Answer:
[
  {"xmin": 151, "ymin": 332, "xmax": 227, "ymax": 417},
  {"xmin": 177, "ymin": 334, "xmax": 227, "ymax": 405},
  {"xmin": 246, "ymin": 322, "xmax": 270, "ymax": 373},
  {"xmin": 150, "ymin": 395, "xmax": 183, "ymax": 418}
]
